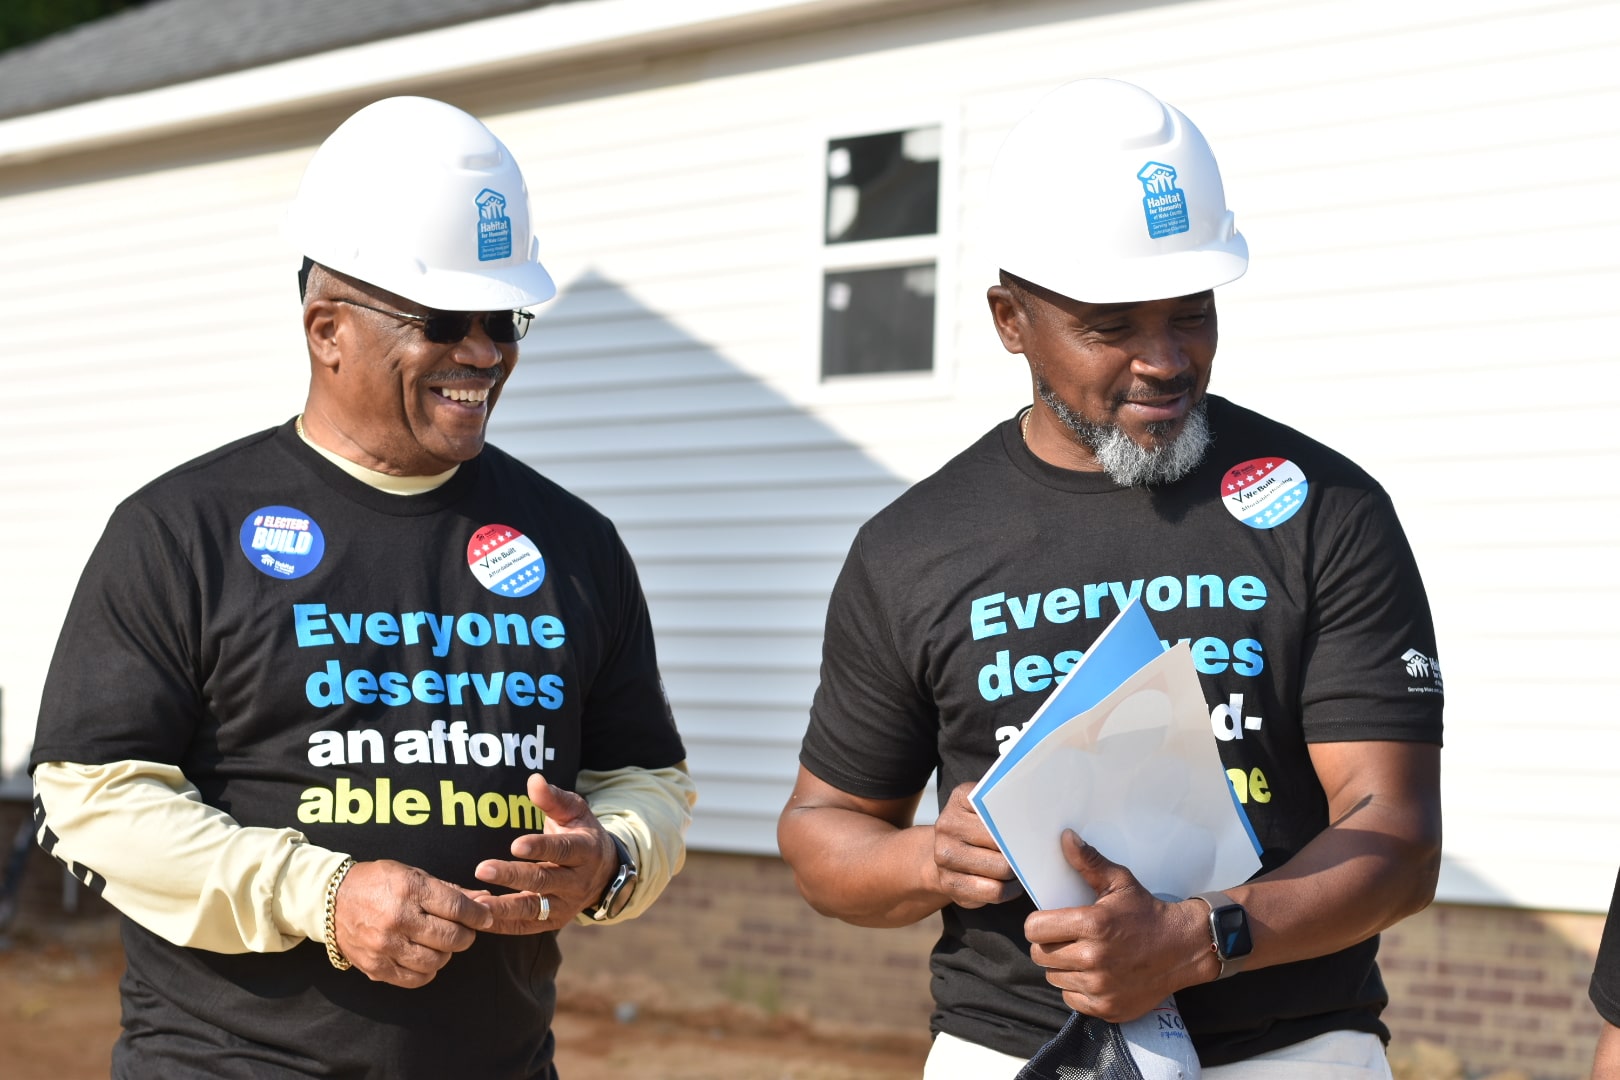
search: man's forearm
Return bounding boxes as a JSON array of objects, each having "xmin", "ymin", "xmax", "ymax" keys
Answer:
[
  {"xmin": 1222, "ymin": 801, "xmax": 1440, "ymax": 972},
  {"xmin": 32, "ymin": 760, "xmax": 347, "ymax": 952},
  {"xmin": 778, "ymin": 805, "xmax": 948, "ymax": 928},
  {"xmin": 1218, "ymin": 741, "xmax": 1442, "ymax": 973}
]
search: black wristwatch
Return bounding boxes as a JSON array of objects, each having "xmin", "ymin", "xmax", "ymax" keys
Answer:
[
  {"xmin": 1193, "ymin": 891, "xmax": 1253, "ymax": 979},
  {"xmin": 588, "ymin": 834, "xmax": 638, "ymax": 922}
]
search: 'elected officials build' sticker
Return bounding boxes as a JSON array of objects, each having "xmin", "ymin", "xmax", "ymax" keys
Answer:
[{"xmin": 240, "ymin": 505, "xmax": 326, "ymax": 579}]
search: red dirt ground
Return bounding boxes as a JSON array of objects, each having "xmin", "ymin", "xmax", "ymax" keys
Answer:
[{"xmin": 0, "ymin": 915, "xmax": 928, "ymax": 1080}]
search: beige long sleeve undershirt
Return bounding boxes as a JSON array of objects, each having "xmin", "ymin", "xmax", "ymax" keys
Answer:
[
  {"xmin": 32, "ymin": 758, "xmax": 696, "ymax": 951},
  {"xmin": 31, "ymin": 422, "xmax": 696, "ymax": 952}
]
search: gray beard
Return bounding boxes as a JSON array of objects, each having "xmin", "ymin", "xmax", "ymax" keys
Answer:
[{"xmin": 1036, "ymin": 385, "xmax": 1212, "ymax": 487}]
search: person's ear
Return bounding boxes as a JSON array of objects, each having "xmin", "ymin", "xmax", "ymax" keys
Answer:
[
  {"xmin": 987, "ymin": 285, "xmax": 1031, "ymax": 355},
  {"xmin": 305, "ymin": 300, "xmax": 344, "ymax": 372}
]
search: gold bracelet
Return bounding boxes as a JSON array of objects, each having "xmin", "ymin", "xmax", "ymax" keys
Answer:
[{"xmin": 323, "ymin": 857, "xmax": 357, "ymax": 971}]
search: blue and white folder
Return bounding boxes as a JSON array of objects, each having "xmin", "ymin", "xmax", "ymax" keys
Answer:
[{"xmin": 968, "ymin": 599, "xmax": 1262, "ymax": 910}]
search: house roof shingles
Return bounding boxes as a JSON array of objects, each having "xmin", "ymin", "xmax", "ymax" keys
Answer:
[{"xmin": 0, "ymin": 0, "xmax": 566, "ymax": 121}]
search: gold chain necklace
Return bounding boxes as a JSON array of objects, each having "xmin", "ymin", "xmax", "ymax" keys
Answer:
[{"xmin": 1020, "ymin": 408, "xmax": 1032, "ymax": 443}]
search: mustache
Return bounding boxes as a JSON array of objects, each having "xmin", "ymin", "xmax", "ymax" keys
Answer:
[
  {"xmin": 427, "ymin": 366, "xmax": 506, "ymax": 384},
  {"xmin": 1117, "ymin": 375, "xmax": 1195, "ymax": 404}
]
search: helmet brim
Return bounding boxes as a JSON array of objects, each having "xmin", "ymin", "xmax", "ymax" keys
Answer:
[{"xmin": 1003, "ymin": 239, "xmax": 1249, "ymax": 305}]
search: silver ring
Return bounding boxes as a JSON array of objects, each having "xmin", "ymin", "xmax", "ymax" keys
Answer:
[{"xmin": 537, "ymin": 895, "xmax": 550, "ymax": 922}]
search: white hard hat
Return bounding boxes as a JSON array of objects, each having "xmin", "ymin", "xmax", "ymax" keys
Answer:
[
  {"xmin": 989, "ymin": 78, "xmax": 1247, "ymax": 304},
  {"xmin": 283, "ymin": 96, "xmax": 556, "ymax": 311}
]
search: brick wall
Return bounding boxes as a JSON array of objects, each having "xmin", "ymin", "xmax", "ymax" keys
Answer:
[
  {"xmin": 556, "ymin": 849, "xmax": 937, "ymax": 1039},
  {"xmin": 1380, "ymin": 902, "xmax": 1607, "ymax": 1079},
  {"xmin": 560, "ymin": 851, "xmax": 1609, "ymax": 1080}
]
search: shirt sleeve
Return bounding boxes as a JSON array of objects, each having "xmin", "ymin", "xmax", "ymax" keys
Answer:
[
  {"xmin": 573, "ymin": 760, "xmax": 696, "ymax": 924},
  {"xmin": 1299, "ymin": 486, "xmax": 1445, "ymax": 745},
  {"xmin": 1593, "ymin": 868, "xmax": 1620, "ymax": 1024},
  {"xmin": 575, "ymin": 525, "xmax": 688, "ymax": 775},
  {"xmin": 799, "ymin": 533, "xmax": 941, "ymax": 799},
  {"xmin": 32, "ymin": 759, "xmax": 347, "ymax": 953}
]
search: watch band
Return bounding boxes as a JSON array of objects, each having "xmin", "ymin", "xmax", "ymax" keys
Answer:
[
  {"xmin": 589, "ymin": 833, "xmax": 638, "ymax": 922},
  {"xmin": 1193, "ymin": 890, "xmax": 1252, "ymax": 980}
]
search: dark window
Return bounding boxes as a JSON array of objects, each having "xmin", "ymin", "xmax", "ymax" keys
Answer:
[
  {"xmin": 825, "ymin": 130, "xmax": 940, "ymax": 244},
  {"xmin": 821, "ymin": 264, "xmax": 936, "ymax": 377},
  {"xmin": 821, "ymin": 126, "xmax": 940, "ymax": 379}
]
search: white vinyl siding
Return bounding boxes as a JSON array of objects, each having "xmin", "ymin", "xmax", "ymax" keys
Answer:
[
  {"xmin": 3, "ymin": 0, "xmax": 1617, "ymax": 911},
  {"xmin": 0, "ymin": 136, "xmax": 314, "ymax": 800}
]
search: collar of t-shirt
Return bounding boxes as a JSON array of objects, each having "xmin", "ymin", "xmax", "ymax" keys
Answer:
[{"xmin": 294, "ymin": 417, "xmax": 457, "ymax": 495}]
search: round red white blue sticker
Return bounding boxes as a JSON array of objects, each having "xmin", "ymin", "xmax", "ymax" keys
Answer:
[
  {"xmin": 467, "ymin": 523, "xmax": 545, "ymax": 597},
  {"xmin": 240, "ymin": 506, "xmax": 326, "ymax": 579},
  {"xmin": 1220, "ymin": 457, "xmax": 1308, "ymax": 530}
]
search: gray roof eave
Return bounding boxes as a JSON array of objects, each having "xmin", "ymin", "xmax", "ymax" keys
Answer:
[
  {"xmin": 0, "ymin": 0, "xmax": 956, "ymax": 168},
  {"xmin": 0, "ymin": 0, "xmax": 572, "ymax": 122}
]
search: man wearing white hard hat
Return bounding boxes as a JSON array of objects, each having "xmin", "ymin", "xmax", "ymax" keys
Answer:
[
  {"xmin": 30, "ymin": 97, "xmax": 694, "ymax": 1078},
  {"xmin": 780, "ymin": 79, "xmax": 1442, "ymax": 1079}
]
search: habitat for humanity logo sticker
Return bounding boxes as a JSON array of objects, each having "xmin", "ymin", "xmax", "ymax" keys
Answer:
[
  {"xmin": 1137, "ymin": 161, "xmax": 1190, "ymax": 239},
  {"xmin": 475, "ymin": 188, "xmax": 512, "ymax": 262},
  {"xmin": 1220, "ymin": 457, "xmax": 1308, "ymax": 530},
  {"xmin": 467, "ymin": 523, "xmax": 544, "ymax": 597},
  {"xmin": 240, "ymin": 506, "xmax": 325, "ymax": 579}
]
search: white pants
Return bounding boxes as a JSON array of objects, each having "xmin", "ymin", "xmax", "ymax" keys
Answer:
[{"xmin": 924, "ymin": 1029, "xmax": 1394, "ymax": 1080}]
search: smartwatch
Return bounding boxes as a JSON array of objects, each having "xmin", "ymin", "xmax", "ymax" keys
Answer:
[
  {"xmin": 589, "ymin": 834, "xmax": 639, "ymax": 922},
  {"xmin": 1193, "ymin": 891, "xmax": 1253, "ymax": 979}
]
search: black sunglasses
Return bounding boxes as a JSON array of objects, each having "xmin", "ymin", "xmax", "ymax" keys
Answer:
[{"xmin": 334, "ymin": 298, "xmax": 533, "ymax": 344}]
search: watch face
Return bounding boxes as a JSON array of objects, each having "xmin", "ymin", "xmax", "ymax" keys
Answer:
[{"xmin": 1212, "ymin": 905, "xmax": 1253, "ymax": 959}]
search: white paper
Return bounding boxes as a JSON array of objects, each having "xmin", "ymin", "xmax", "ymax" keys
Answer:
[{"xmin": 972, "ymin": 641, "xmax": 1261, "ymax": 910}]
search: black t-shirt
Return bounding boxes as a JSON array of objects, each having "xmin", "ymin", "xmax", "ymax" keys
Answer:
[
  {"xmin": 32, "ymin": 420, "xmax": 685, "ymax": 1079},
  {"xmin": 799, "ymin": 396, "xmax": 1444, "ymax": 1066},
  {"xmin": 1591, "ymin": 869, "xmax": 1620, "ymax": 1026}
]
